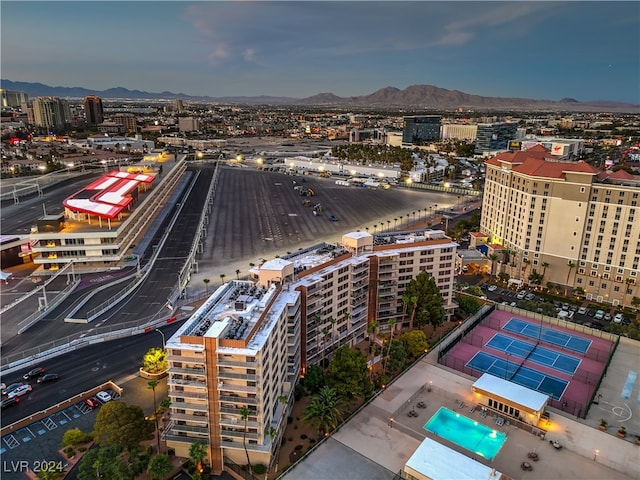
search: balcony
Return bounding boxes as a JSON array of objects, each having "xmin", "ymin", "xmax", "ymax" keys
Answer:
[
  {"xmin": 168, "ymin": 354, "xmax": 205, "ymax": 364},
  {"xmin": 169, "ymin": 390, "xmax": 208, "ymax": 400},
  {"xmin": 220, "ymin": 418, "xmax": 259, "ymax": 429},
  {"xmin": 170, "ymin": 367, "xmax": 206, "ymax": 376},
  {"xmin": 169, "ymin": 423, "xmax": 209, "ymax": 435},
  {"xmin": 170, "ymin": 413, "xmax": 209, "ymax": 423},
  {"xmin": 219, "ymin": 395, "xmax": 258, "ymax": 405},
  {"xmin": 220, "ymin": 429, "xmax": 259, "ymax": 441},
  {"xmin": 217, "ymin": 359, "xmax": 258, "ymax": 368},
  {"xmin": 168, "ymin": 378, "xmax": 207, "ymax": 388},
  {"xmin": 169, "ymin": 401, "xmax": 208, "ymax": 412},
  {"xmin": 219, "ymin": 384, "xmax": 258, "ymax": 394},
  {"xmin": 217, "ymin": 371, "xmax": 257, "ymax": 381}
]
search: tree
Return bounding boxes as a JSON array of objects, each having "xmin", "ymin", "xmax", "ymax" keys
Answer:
[
  {"xmin": 522, "ymin": 258, "xmax": 531, "ymax": 280},
  {"xmin": 404, "ymin": 271, "xmax": 446, "ymax": 328},
  {"xmin": 386, "ymin": 340, "xmax": 407, "ymax": 374},
  {"xmin": 382, "ymin": 319, "xmax": 397, "ymax": 376},
  {"xmin": 631, "ymin": 296, "xmax": 640, "ymax": 311},
  {"xmin": 77, "ymin": 445, "xmax": 130, "ymax": 480},
  {"xmin": 302, "ymin": 364, "xmax": 326, "ymax": 394},
  {"xmin": 203, "ymin": 278, "xmax": 210, "ymax": 296},
  {"xmin": 565, "ymin": 261, "xmax": 576, "ymax": 296},
  {"xmin": 235, "ymin": 269, "xmax": 241, "ymax": 280},
  {"xmin": 399, "ymin": 330, "xmax": 428, "ymax": 358},
  {"xmin": 148, "ymin": 454, "xmax": 172, "ymax": 480},
  {"xmin": 302, "ymin": 385, "xmax": 344, "ymax": 436},
  {"xmin": 219, "ymin": 273, "xmax": 226, "ymax": 285},
  {"xmin": 189, "ymin": 440, "xmax": 207, "ymax": 473},
  {"xmin": 623, "ymin": 278, "xmax": 634, "ymax": 307},
  {"xmin": 148, "ymin": 380, "xmax": 160, "ymax": 453},
  {"xmin": 142, "ymin": 347, "xmax": 168, "ymax": 374},
  {"xmin": 541, "ymin": 262, "xmax": 549, "ymax": 281},
  {"xmin": 326, "ymin": 345, "xmax": 373, "ymax": 399},
  {"xmin": 402, "ymin": 294, "xmax": 419, "ymax": 329},
  {"xmin": 61, "ymin": 427, "xmax": 91, "ymax": 447},
  {"xmin": 93, "ymin": 401, "xmax": 152, "ymax": 449},
  {"xmin": 497, "ymin": 272, "xmax": 510, "ymax": 284},
  {"xmin": 457, "ymin": 295, "xmax": 481, "ymax": 315},
  {"xmin": 240, "ymin": 407, "xmax": 252, "ymax": 475},
  {"xmin": 528, "ymin": 270, "xmax": 543, "ymax": 286}
]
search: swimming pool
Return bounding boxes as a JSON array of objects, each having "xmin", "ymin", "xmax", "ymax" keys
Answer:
[{"xmin": 424, "ymin": 407, "xmax": 507, "ymax": 460}]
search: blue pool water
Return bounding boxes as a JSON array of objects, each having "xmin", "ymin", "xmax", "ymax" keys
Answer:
[{"xmin": 424, "ymin": 407, "xmax": 507, "ymax": 460}]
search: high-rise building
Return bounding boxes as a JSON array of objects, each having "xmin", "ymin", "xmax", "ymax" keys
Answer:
[
  {"xmin": 474, "ymin": 122, "xmax": 518, "ymax": 154},
  {"xmin": 1, "ymin": 89, "xmax": 29, "ymax": 108},
  {"xmin": 32, "ymin": 97, "xmax": 70, "ymax": 129},
  {"xmin": 111, "ymin": 113, "xmax": 137, "ymax": 133},
  {"xmin": 402, "ymin": 116, "xmax": 441, "ymax": 145},
  {"xmin": 83, "ymin": 96, "xmax": 104, "ymax": 124},
  {"xmin": 165, "ymin": 230, "xmax": 457, "ymax": 472},
  {"xmin": 481, "ymin": 145, "xmax": 640, "ymax": 306}
]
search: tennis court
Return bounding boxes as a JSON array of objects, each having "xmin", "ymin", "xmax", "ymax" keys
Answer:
[
  {"xmin": 486, "ymin": 333, "xmax": 582, "ymax": 375},
  {"xmin": 466, "ymin": 351, "xmax": 569, "ymax": 400},
  {"xmin": 504, "ymin": 318, "xmax": 591, "ymax": 353}
]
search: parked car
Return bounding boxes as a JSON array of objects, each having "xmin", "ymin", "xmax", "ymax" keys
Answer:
[
  {"xmin": 23, "ymin": 367, "xmax": 45, "ymax": 380},
  {"xmin": 95, "ymin": 391, "xmax": 112, "ymax": 403},
  {"xmin": 604, "ymin": 313, "xmax": 612, "ymax": 321},
  {"xmin": 516, "ymin": 291, "xmax": 527, "ymax": 300},
  {"xmin": 37, "ymin": 374, "xmax": 59, "ymax": 384},
  {"xmin": 578, "ymin": 307, "xmax": 588, "ymax": 315},
  {"xmin": 488, "ymin": 285, "xmax": 498, "ymax": 292},
  {"xmin": 84, "ymin": 398, "xmax": 99, "ymax": 409},
  {"xmin": 594, "ymin": 310, "xmax": 605, "ymax": 320},
  {"xmin": 0, "ymin": 396, "xmax": 20, "ymax": 409},
  {"xmin": 2, "ymin": 383, "xmax": 24, "ymax": 396},
  {"xmin": 613, "ymin": 313, "xmax": 624, "ymax": 324},
  {"xmin": 525, "ymin": 293, "xmax": 535, "ymax": 301},
  {"xmin": 8, "ymin": 384, "xmax": 32, "ymax": 398}
]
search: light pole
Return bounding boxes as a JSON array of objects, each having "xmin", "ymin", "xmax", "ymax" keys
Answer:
[
  {"xmin": 505, "ymin": 353, "xmax": 511, "ymax": 380},
  {"xmin": 593, "ymin": 449, "xmax": 599, "ymax": 461},
  {"xmin": 155, "ymin": 328, "xmax": 166, "ymax": 348}
]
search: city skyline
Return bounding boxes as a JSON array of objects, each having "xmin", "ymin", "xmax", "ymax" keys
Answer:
[{"xmin": 1, "ymin": 1, "xmax": 639, "ymax": 104}]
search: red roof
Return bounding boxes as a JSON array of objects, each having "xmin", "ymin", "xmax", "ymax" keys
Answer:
[
  {"xmin": 63, "ymin": 171, "xmax": 155, "ymax": 219},
  {"xmin": 485, "ymin": 145, "xmax": 599, "ymax": 179}
]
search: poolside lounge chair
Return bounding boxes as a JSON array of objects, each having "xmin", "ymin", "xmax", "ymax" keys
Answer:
[
  {"xmin": 459, "ymin": 402, "xmax": 465, "ymax": 409},
  {"xmin": 469, "ymin": 406, "xmax": 476, "ymax": 413}
]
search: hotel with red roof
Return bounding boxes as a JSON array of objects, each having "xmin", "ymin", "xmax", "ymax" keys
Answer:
[{"xmin": 481, "ymin": 145, "xmax": 640, "ymax": 308}]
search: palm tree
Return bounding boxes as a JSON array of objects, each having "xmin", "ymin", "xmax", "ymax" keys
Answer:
[
  {"xmin": 302, "ymin": 386, "xmax": 344, "ymax": 436},
  {"xmin": 394, "ymin": 217, "xmax": 398, "ymax": 229},
  {"xmin": 373, "ymin": 223, "xmax": 377, "ymax": 233},
  {"xmin": 366, "ymin": 321, "xmax": 378, "ymax": 379},
  {"xmin": 387, "ymin": 220, "xmax": 391, "ymax": 231},
  {"xmin": 623, "ymin": 278, "xmax": 634, "ymax": 307},
  {"xmin": 148, "ymin": 453, "xmax": 172, "ymax": 480},
  {"xmin": 488, "ymin": 254, "xmax": 498, "ymax": 277},
  {"xmin": 219, "ymin": 273, "xmax": 226, "ymax": 285},
  {"xmin": 203, "ymin": 278, "xmax": 210, "ymax": 296},
  {"xmin": 147, "ymin": 380, "xmax": 160, "ymax": 453},
  {"xmin": 408, "ymin": 295, "xmax": 418, "ymax": 330},
  {"xmin": 235, "ymin": 269, "xmax": 241, "ymax": 280},
  {"xmin": 541, "ymin": 262, "xmax": 549, "ymax": 282},
  {"xmin": 321, "ymin": 327, "xmax": 330, "ymax": 365},
  {"xmin": 382, "ymin": 319, "xmax": 396, "ymax": 376},
  {"xmin": 565, "ymin": 261, "xmax": 575, "ymax": 296},
  {"xmin": 329, "ymin": 317, "xmax": 337, "ymax": 349},
  {"xmin": 240, "ymin": 407, "xmax": 252, "ymax": 474},
  {"xmin": 189, "ymin": 440, "xmax": 207, "ymax": 474},
  {"xmin": 522, "ymin": 258, "xmax": 531, "ymax": 280}
]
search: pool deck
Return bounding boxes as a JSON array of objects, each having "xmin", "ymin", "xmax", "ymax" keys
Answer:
[{"xmin": 280, "ymin": 333, "xmax": 639, "ymax": 480}]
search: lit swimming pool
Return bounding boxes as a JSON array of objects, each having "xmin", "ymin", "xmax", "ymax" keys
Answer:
[{"xmin": 424, "ymin": 407, "xmax": 507, "ymax": 460}]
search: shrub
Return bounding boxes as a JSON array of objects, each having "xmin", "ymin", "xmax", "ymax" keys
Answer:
[
  {"xmin": 300, "ymin": 434, "xmax": 307, "ymax": 440},
  {"xmin": 294, "ymin": 444, "xmax": 303, "ymax": 451},
  {"xmin": 309, "ymin": 438, "xmax": 316, "ymax": 444},
  {"xmin": 61, "ymin": 427, "xmax": 90, "ymax": 447},
  {"xmin": 64, "ymin": 447, "xmax": 74, "ymax": 458},
  {"xmin": 78, "ymin": 446, "xmax": 87, "ymax": 452},
  {"xmin": 253, "ymin": 464, "xmax": 266, "ymax": 475},
  {"xmin": 287, "ymin": 416, "xmax": 293, "ymax": 424},
  {"xmin": 288, "ymin": 437, "xmax": 293, "ymax": 442},
  {"xmin": 294, "ymin": 425, "xmax": 298, "ymax": 430}
]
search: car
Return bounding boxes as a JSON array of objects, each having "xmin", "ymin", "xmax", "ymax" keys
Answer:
[
  {"xmin": 23, "ymin": 367, "xmax": 45, "ymax": 380},
  {"xmin": 461, "ymin": 266, "xmax": 469, "ymax": 273},
  {"xmin": 613, "ymin": 313, "xmax": 624, "ymax": 324},
  {"xmin": 37, "ymin": 374, "xmax": 60, "ymax": 384},
  {"xmin": 329, "ymin": 215, "xmax": 337, "ymax": 222},
  {"xmin": 8, "ymin": 384, "xmax": 32, "ymax": 398},
  {"xmin": 510, "ymin": 302, "xmax": 517, "ymax": 307},
  {"xmin": 84, "ymin": 398, "xmax": 99, "ymax": 409},
  {"xmin": 2, "ymin": 383, "xmax": 24, "ymax": 396},
  {"xmin": 586, "ymin": 309, "xmax": 595, "ymax": 317},
  {"xmin": 0, "ymin": 396, "xmax": 20, "ymax": 409},
  {"xmin": 487, "ymin": 285, "xmax": 498, "ymax": 292},
  {"xmin": 594, "ymin": 310, "xmax": 605, "ymax": 320},
  {"xmin": 525, "ymin": 293, "xmax": 535, "ymax": 301},
  {"xmin": 578, "ymin": 307, "xmax": 588, "ymax": 315},
  {"xmin": 516, "ymin": 291, "xmax": 527, "ymax": 300},
  {"xmin": 95, "ymin": 391, "xmax": 112, "ymax": 403},
  {"xmin": 604, "ymin": 313, "xmax": 612, "ymax": 322}
]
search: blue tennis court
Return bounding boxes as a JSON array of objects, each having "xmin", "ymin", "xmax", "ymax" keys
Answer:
[
  {"xmin": 486, "ymin": 333, "xmax": 581, "ymax": 375},
  {"xmin": 504, "ymin": 318, "xmax": 592, "ymax": 353},
  {"xmin": 466, "ymin": 351, "xmax": 568, "ymax": 400}
]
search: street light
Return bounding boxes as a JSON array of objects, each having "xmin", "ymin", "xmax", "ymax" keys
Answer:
[
  {"xmin": 155, "ymin": 328, "xmax": 166, "ymax": 348},
  {"xmin": 593, "ymin": 449, "xmax": 599, "ymax": 461}
]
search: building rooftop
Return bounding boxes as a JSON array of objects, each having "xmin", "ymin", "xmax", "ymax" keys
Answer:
[{"xmin": 472, "ymin": 373, "xmax": 549, "ymax": 412}]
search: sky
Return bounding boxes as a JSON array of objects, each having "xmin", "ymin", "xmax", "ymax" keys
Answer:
[{"xmin": 1, "ymin": 1, "xmax": 639, "ymax": 104}]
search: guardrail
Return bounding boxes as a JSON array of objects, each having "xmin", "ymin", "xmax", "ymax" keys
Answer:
[{"xmin": 17, "ymin": 279, "xmax": 82, "ymax": 334}]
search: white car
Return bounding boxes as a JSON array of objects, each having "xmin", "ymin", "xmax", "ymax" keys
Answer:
[
  {"xmin": 578, "ymin": 307, "xmax": 588, "ymax": 315},
  {"xmin": 487, "ymin": 285, "xmax": 498, "ymax": 292},
  {"xmin": 8, "ymin": 384, "xmax": 32, "ymax": 398},
  {"xmin": 516, "ymin": 291, "xmax": 527, "ymax": 300},
  {"xmin": 95, "ymin": 391, "xmax": 112, "ymax": 403},
  {"xmin": 613, "ymin": 313, "xmax": 624, "ymax": 324}
]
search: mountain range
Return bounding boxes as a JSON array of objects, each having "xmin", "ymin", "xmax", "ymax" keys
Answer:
[{"xmin": 2, "ymin": 79, "xmax": 638, "ymax": 113}]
